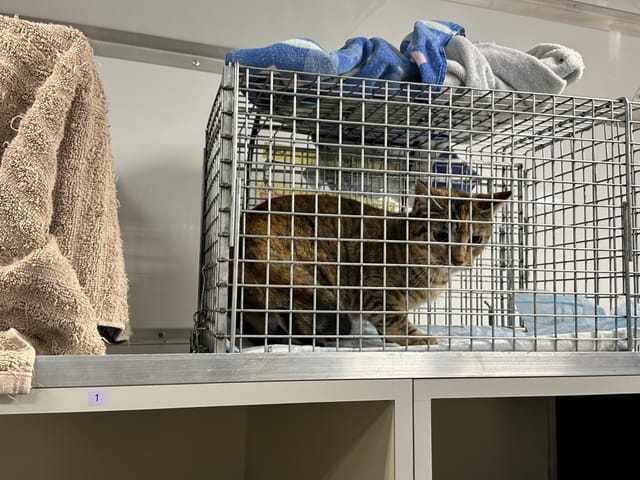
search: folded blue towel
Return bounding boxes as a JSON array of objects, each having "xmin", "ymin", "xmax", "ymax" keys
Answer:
[{"xmin": 226, "ymin": 20, "xmax": 465, "ymax": 90}]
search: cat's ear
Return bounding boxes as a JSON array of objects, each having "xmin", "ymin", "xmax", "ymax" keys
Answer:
[
  {"xmin": 489, "ymin": 191, "xmax": 512, "ymax": 204},
  {"xmin": 475, "ymin": 191, "xmax": 512, "ymax": 215},
  {"xmin": 414, "ymin": 180, "xmax": 430, "ymax": 196},
  {"xmin": 413, "ymin": 181, "xmax": 448, "ymax": 214}
]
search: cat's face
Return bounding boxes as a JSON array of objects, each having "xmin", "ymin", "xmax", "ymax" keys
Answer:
[{"xmin": 410, "ymin": 181, "xmax": 511, "ymax": 269}]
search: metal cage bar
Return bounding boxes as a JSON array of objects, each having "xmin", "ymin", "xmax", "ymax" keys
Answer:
[{"xmin": 195, "ymin": 63, "xmax": 638, "ymax": 354}]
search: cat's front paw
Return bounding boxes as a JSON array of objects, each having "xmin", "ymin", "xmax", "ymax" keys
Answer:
[
  {"xmin": 388, "ymin": 335, "xmax": 438, "ymax": 346},
  {"xmin": 407, "ymin": 336, "xmax": 438, "ymax": 346}
]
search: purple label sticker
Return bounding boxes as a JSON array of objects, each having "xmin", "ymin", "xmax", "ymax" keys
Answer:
[{"xmin": 88, "ymin": 390, "xmax": 105, "ymax": 407}]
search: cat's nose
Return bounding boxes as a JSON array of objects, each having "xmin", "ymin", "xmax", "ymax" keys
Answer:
[
  {"xmin": 452, "ymin": 256, "xmax": 467, "ymax": 266},
  {"xmin": 451, "ymin": 249, "xmax": 468, "ymax": 266}
]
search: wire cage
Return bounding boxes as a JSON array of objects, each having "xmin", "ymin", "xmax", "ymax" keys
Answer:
[{"xmin": 193, "ymin": 63, "xmax": 640, "ymax": 353}]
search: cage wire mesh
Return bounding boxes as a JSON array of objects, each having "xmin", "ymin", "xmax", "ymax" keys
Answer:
[{"xmin": 193, "ymin": 63, "xmax": 639, "ymax": 353}]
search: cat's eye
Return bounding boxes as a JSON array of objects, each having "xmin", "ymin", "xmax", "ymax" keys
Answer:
[
  {"xmin": 471, "ymin": 235, "xmax": 484, "ymax": 244},
  {"xmin": 433, "ymin": 231, "xmax": 449, "ymax": 243}
]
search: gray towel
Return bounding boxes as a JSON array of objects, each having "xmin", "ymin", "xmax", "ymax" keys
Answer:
[{"xmin": 444, "ymin": 36, "xmax": 584, "ymax": 94}]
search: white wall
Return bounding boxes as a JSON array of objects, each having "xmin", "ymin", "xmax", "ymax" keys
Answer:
[
  {"xmin": 96, "ymin": 56, "xmax": 219, "ymax": 333},
  {"xmin": 3, "ymin": 0, "xmax": 639, "ymax": 99}
]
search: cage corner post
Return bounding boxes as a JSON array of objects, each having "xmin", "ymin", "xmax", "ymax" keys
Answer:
[{"xmin": 213, "ymin": 62, "xmax": 240, "ymax": 353}]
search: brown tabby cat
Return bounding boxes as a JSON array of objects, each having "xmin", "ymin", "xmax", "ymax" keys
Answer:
[{"xmin": 233, "ymin": 181, "xmax": 510, "ymax": 346}]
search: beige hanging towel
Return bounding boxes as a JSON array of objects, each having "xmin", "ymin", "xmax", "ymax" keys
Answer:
[
  {"xmin": 0, "ymin": 328, "xmax": 36, "ymax": 395},
  {"xmin": 0, "ymin": 15, "xmax": 130, "ymax": 394}
]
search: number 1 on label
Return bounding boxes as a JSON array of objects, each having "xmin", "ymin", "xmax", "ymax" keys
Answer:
[{"xmin": 88, "ymin": 390, "xmax": 105, "ymax": 407}]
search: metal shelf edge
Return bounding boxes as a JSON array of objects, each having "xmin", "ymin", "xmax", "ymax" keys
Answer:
[{"xmin": 31, "ymin": 352, "xmax": 640, "ymax": 388}]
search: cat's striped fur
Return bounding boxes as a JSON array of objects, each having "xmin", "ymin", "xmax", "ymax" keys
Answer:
[{"xmin": 233, "ymin": 181, "xmax": 511, "ymax": 346}]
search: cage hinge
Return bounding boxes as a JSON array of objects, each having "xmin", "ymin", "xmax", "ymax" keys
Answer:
[{"xmin": 216, "ymin": 282, "xmax": 229, "ymax": 288}]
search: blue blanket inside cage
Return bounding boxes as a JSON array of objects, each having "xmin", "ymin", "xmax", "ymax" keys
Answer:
[
  {"xmin": 513, "ymin": 292, "xmax": 628, "ymax": 335},
  {"xmin": 420, "ymin": 152, "xmax": 478, "ymax": 192},
  {"xmin": 237, "ymin": 292, "xmax": 636, "ymax": 353}
]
